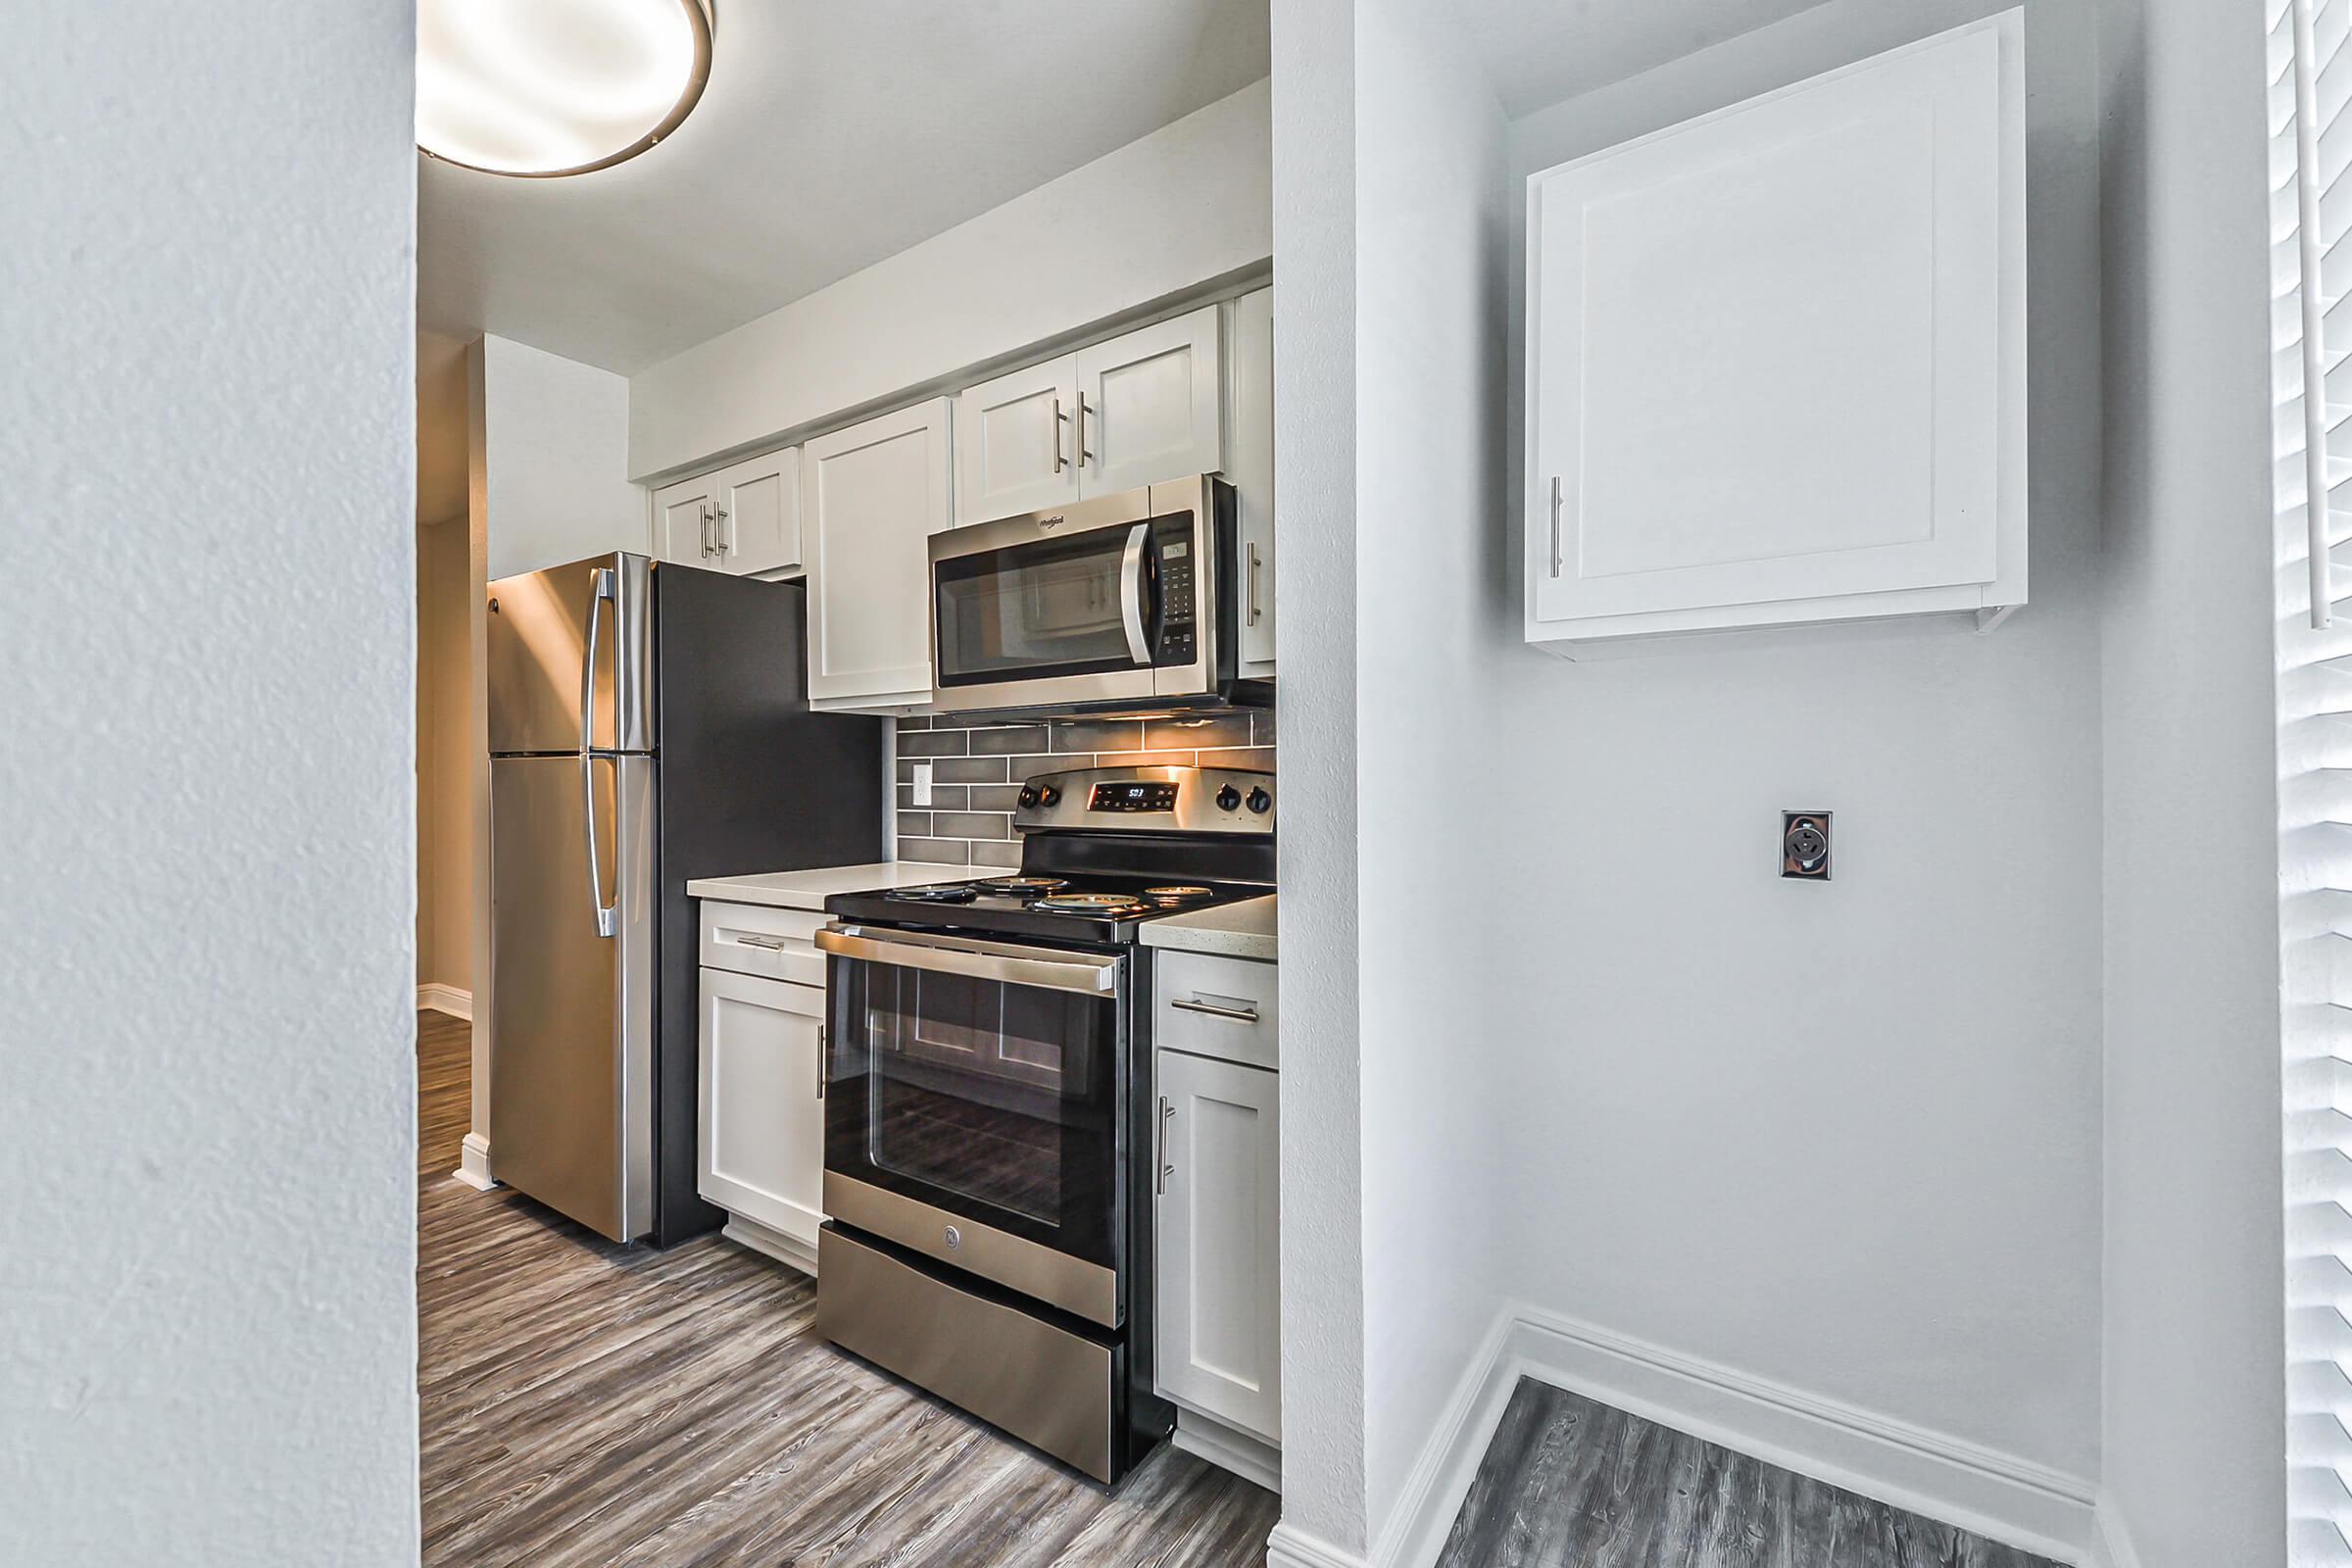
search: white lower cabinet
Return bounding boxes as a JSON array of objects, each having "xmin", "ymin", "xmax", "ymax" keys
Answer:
[
  {"xmin": 698, "ymin": 964, "xmax": 828, "ymax": 1274},
  {"xmin": 1154, "ymin": 1044, "xmax": 1282, "ymax": 1446}
]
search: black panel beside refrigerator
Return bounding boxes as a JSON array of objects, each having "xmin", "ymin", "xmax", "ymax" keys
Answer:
[{"xmin": 649, "ymin": 565, "xmax": 887, "ymax": 1246}]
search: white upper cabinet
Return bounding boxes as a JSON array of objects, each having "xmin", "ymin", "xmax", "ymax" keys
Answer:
[
  {"xmin": 1227, "ymin": 289, "xmax": 1276, "ymax": 676},
  {"xmin": 713, "ymin": 447, "xmax": 803, "ymax": 576},
  {"xmin": 652, "ymin": 446, "xmax": 802, "ymax": 577},
  {"xmin": 803, "ymin": 398, "xmax": 955, "ymax": 707},
  {"xmin": 1524, "ymin": 11, "xmax": 2024, "ymax": 652},
  {"xmin": 956, "ymin": 356, "xmax": 1082, "ymax": 524},
  {"xmin": 1076, "ymin": 305, "xmax": 1225, "ymax": 498},
  {"xmin": 653, "ymin": 470, "xmax": 721, "ymax": 566}
]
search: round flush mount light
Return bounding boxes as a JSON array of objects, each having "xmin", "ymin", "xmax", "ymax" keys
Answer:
[{"xmin": 416, "ymin": 0, "xmax": 713, "ymax": 178}]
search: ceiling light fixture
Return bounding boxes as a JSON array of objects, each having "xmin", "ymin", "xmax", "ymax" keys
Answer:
[{"xmin": 416, "ymin": 0, "xmax": 713, "ymax": 178}]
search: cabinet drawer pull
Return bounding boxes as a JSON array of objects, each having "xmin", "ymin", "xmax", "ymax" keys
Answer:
[
  {"xmin": 730, "ymin": 933, "xmax": 795, "ymax": 952},
  {"xmin": 1171, "ymin": 996, "xmax": 1258, "ymax": 1024}
]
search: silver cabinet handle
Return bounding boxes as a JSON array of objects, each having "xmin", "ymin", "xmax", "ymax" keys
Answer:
[
  {"xmin": 1078, "ymin": 393, "xmax": 1095, "ymax": 465},
  {"xmin": 816, "ymin": 1022, "xmax": 828, "ymax": 1101},
  {"xmin": 1156, "ymin": 1096, "xmax": 1174, "ymax": 1196},
  {"xmin": 1053, "ymin": 395, "xmax": 1067, "ymax": 472},
  {"xmin": 1118, "ymin": 522, "xmax": 1151, "ymax": 665},
  {"xmin": 815, "ymin": 925, "xmax": 1121, "ymax": 996},
  {"xmin": 731, "ymin": 933, "xmax": 793, "ymax": 952},
  {"xmin": 717, "ymin": 504, "xmax": 732, "ymax": 556},
  {"xmin": 1247, "ymin": 541, "xmax": 1263, "ymax": 626},
  {"xmin": 1171, "ymin": 996, "xmax": 1258, "ymax": 1024},
  {"xmin": 700, "ymin": 502, "xmax": 714, "ymax": 559},
  {"xmin": 1548, "ymin": 475, "xmax": 1563, "ymax": 578}
]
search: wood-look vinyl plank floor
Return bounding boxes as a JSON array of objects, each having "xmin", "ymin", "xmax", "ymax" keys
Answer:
[
  {"xmin": 413, "ymin": 1010, "xmax": 1277, "ymax": 1568},
  {"xmin": 1435, "ymin": 1380, "xmax": 2069, "ymax": 1568}
]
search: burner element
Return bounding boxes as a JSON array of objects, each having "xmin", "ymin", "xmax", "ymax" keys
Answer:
[
  {"xmin": 1029, "ymin": 892, "xmax": 1152, "ymax": 915},
  {"xmin": 887, "ymin": 884, "xmax": 977, "ymax": 904},
  {"xmin": 1143, "ymin": 885, "xmax": 1214, "ymax": 903},
  {"xmin": 977, "ymin": 876, "xmax": 1070, "ymax": 893}
]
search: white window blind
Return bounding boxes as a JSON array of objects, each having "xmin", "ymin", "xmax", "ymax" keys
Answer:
[{"xmin": 2276, "ymin": 1, "xmax": 2352, "ymax": 1561}]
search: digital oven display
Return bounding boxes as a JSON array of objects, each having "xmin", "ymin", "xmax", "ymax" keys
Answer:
[{"xmin": 1089, "ymin": 781, "xmax": 1179, "ymax": 813}]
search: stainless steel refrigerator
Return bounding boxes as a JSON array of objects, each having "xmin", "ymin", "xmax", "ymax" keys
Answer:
[{"xmin": 486, "ymin": 552, "xmax": 886, "ymax": 1246}]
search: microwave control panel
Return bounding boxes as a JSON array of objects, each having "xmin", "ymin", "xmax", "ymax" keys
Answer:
[{"xmin": 1152, "ymin": 514, "xmax": 1198, "ymax": 666}]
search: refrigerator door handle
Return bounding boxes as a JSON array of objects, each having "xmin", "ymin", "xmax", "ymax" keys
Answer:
[
  {"xmin": 581, "ymin": 754, "xmax": 618, "ymax": 939},
  {"xmin": 579, "ymin": 565, "xmax": 615, "ymax": 753}
]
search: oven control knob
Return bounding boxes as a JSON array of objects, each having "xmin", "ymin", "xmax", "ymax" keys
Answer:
[
  {"xmin": 1246, "ymin": 787, "xmax": 1272, "ymax": 815},
  {"xmin": 1038, "ymin": 785, "xmax": 1061, "ymax": 807},
  {"xmin": 1017, "ymin": 786, "xmax": 1039, "ymax": 808},
  {"xmin": 943, "ymin": 1225, "xmax": 961, "ymax": 1251},
  {"xmin": 1216, "ymin": 784, "xmax": 1242, "ymax": 811}
]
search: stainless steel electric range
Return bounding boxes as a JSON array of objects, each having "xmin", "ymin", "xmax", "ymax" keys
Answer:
[{"xmin": 811, "ymin": 763, "xmax": 1275, "ymax": 1485}]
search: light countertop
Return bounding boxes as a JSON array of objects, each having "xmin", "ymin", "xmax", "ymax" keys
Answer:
[
  {"xmin": 686, "ymin": 861, "xmax": 970, "ymax": 912},
  {"xmin": 1140, "ymin": 894, "xmax": 1278, "ymax": 962}
]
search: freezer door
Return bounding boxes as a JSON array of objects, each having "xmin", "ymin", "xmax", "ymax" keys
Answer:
[
  {"xmin": 489, "ymin": 752, "xmax": 656, "ymax": 1241},
  {"xmin": 487, "ymin": 553, "xmax": 654, "ymax": 754}
]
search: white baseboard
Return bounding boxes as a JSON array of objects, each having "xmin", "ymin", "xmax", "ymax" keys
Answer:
[
  {"xmin": 2088, "ymin": 1498, "xmax": 2144, "ymax": 1568},
  {"xmin": 453, "ymin": 1131, "xmax": 496, "ymax": 1191},
  {"xmin": 1372, "ymin": 1299, "xmax": 2099, "ymax": 1568},
  {"xmin": 1172, "ymin": 1407, "xmax": 1282, "ymax": 1494},
  {"xmin": 1266, "ymin": 1521, "xmax": 1370, "ymax": 1568},
  {"xmin": 416, "ymin": 983, "xmax": 472, "ymax": 1021},
  {"xmin": 721, "ymin": 1216, "xmax": 816, "ymax": 1278}
]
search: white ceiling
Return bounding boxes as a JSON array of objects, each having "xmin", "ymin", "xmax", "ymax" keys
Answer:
[
  {"xmin": 416, "ymin": 0, "xmax": 1271, "ymax": 376},
  {"xmin": 1455, "ymin": 0, "xmax": 1836, "ymax": 117}
]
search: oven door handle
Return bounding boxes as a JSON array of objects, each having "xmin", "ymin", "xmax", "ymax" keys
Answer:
[
  {"xmin": 815, "ymin": 926, "xmax": 1120, "ymax": 995},
  {"xmin": 1118, "ymin": 521, "xmax": 1152, "ymax": 666}
]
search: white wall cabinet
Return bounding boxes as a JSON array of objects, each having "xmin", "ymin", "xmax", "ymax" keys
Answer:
[
  {"xmin": 803, "ymin": 398, "xmax": 956, "ymax": 708},
  {"xmin": 1076, "ymin": 305, "xmax": 1224, "ymax": 498},
  {"xmin": 653, "ymin": 446, "xmax": 803, "ymax": 576},
  {"xmin": 1226, "ymin": 289, "xmax": 1276, "ymax": 676},
  {"xmin": 697, "ymin": 965, "xmax": 828, "ymax": 1274},
  {"xmin": 955, "ymin": 304, "xmax": 1229, "ymax": 526},
  {"xmin": 956, "ymin": 357, "xmax": 1081, "ymax": 524},
  {"xmin": 1522, "ymin": 12, "xmax": 2025, "ymax": 653},
  {"xmin": 1155, "ymin": 1045, "xmax": 1282, "ymax": 1446}
]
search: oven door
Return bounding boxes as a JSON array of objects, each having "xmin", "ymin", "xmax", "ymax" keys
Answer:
[
  {"xmin": 929, "ymin": 491, "xmax": 1163, "ymax": 712},
  {"xmin": 817, "ymin": 925, "xmax": 1128, "ymax": 1328}
]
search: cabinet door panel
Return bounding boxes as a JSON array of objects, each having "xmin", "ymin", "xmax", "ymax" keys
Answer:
[
  {"xmin": 1077, "ymin": 305, "xmax": 1223, "ymax": 497},
  {"xmin": 698, "ymin": 967, "xmax": 827, "ymax": 1254},
  {"xmin": 654, "ymin": 473, "xmax": 719, "ymax": 566},
  {"xmin": 1227, "ymin": 290, "xmax": 1276, "ymax": 675},
  {"xmin": 715, "ymin": 447, "xmax": 802, "ymax": 576},
  {"xmin": 1528, "ymin": 17, "xmax": 2007, "ymax": 626},
  {"xmin": 803, "ymin": 399, "xmax": 955, "ymax": 705},
  {"xmin": 956, "ymin": 356, "xmax": 1081, "ymax": 524},
  {"xmin": 1155, "ymin": 1049, "xmax": 1280, "ymax": 1443}
]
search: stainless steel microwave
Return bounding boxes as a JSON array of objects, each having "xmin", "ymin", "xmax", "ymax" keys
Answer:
[{"xmin": 927, "ymin": 473, "xmax": 1269, "ymax": 716}]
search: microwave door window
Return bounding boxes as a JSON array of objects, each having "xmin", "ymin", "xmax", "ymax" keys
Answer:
[{"xmin": 935, "ymin": 530, "xmax": 1148, "ymax": 687}]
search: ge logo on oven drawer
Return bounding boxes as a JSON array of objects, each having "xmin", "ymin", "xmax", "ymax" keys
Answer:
[{"xmin": 944, "ymin": 1225, "xmax": 961, "ymax": 1250}]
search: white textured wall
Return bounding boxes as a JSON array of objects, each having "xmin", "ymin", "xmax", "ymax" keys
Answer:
[
  {"xmin": 1489, "ymin": 0, "xmax": 2107, "ymax": 1483},
  {"xmin": 2095, "ymin": 0, "xmax": 2283, "ymax": 1557},
  {"xmin": 480, "ymin": 335, "xmax": 643, "ymax": 580},
  {"xmin": 1352, "ymin": 0, "xmax": 1513, "ymax": 1556},
  {"xmin": 0, "ymin": 2, "xmax": 418, "ymax": 1562},
  {"xmin": 1270, "ymin": 0, "xmax": 1369, "ymax": 1555},
  {"xmin": 627, "ymin": 79, "xmax": 1274, "ymax": 480}
]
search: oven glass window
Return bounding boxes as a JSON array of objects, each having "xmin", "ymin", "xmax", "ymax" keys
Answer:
[
  {"xmin": 934, "ymin": 525, "xmax": 1155, "ymax": 687},
  {"xmin": 855, "ymin": 966, "xmax": 1111, "ymax": 1230}
]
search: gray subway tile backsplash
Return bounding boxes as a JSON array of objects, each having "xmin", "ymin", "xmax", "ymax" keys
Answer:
[{"xmin": 896, "ymin": 710, "xmax": 1277, "ymax": 862}]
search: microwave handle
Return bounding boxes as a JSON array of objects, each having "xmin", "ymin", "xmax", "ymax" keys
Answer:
[{"xmin": 1119, "ymin": 521, "xmax": 1152, "ymax": 665}]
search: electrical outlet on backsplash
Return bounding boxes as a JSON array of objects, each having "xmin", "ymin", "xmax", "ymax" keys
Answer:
[{"xmin": 895, "ymin": 710, "xmax": 1277, "ymax": 866}]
